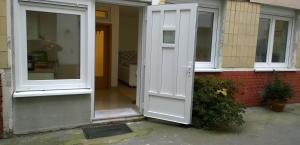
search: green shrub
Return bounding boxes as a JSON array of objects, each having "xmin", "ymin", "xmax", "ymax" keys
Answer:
[
  {"xmin": 263, "ymin": 76, "xmax": 294, "ymax": 102},
  {"xmin": 192, "ymin": 76, "xmax": 246, "ymax": 129}
]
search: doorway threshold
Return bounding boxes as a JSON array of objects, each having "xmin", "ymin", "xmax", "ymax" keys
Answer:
[
  {"xmin": 95, "ymin": 108, "xmax": 140, "ymax": 118},
  {"xmin": 92, "ymin": 114, "xmax": 144, "ymax": 124},
  {"xmin": 93, "ymin": 107, "xmax": 143, "ymax": 123}
]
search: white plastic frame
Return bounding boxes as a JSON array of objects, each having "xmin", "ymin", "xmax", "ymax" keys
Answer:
[
  {"xmin": 14, "ymin": 1, "xmax": 91, "ymax": 91},
  {"xmin": 255, "ymin": 14, "xmax": 294, "ymax": 68},
  {"xmin": 194, "ymin": 7, "xmax": 219, "ymax": 69}
]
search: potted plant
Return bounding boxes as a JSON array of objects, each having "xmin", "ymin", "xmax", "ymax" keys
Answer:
[{"xmin": 262, "ymin": 76, "xmax": 294, "ymax": 112}]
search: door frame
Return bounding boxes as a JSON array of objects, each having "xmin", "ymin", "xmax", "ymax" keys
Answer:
[{"xmin": 91, "ymin": 1, "xmax": 148, "ymax": 121}]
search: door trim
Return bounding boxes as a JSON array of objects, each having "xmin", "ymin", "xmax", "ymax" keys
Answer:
[{"xmin": 136, "ymin": 7, "xmax": 147, "ymax": 113}]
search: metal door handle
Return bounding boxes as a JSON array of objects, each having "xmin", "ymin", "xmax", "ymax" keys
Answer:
[{"xmin": 187, "ymin": 66, "xmax": 193, "ymax": 77}]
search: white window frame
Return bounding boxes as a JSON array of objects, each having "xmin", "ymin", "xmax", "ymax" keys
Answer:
[
  {"xmin": 14, "ymin": 1, "xmax": 90, "ymax": 92},
  {"xmin": 255, "ymin": 14, "xmax": 294, "ymax": 68},
  {"xmin": 194, "ymin": 7, "xmax": 219, "ymax": 69}
]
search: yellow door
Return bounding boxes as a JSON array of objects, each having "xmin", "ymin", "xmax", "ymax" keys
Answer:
[{"xmin": 95, "ymin": 25, "xmax": 111, "ymax": 89}]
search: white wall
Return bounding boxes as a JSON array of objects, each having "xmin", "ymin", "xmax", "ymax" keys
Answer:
[
  {"xmin": 250, "ymin": 0, "xmax": 300, "ymax": 10},
  {"xmin": 119, "ymin": 6, "xmax": 139, "ymax": 51}
]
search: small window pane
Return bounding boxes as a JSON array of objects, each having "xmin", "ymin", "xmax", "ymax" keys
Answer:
[
  {"xmin": 256, "ymin": 18, "xmax": 271, "ymax": 62},
  {"xmin": 196, "ymin": 11, "xmax": 214, "ymax": 62},
  {"xmin": 272, "ymin": 20, "xmax": 289, "ymax": 63},
  {"xmin": 26, "ymin": 11, "xmax": 80, "ymax": 80},
  {"xmin": 96, "ymin": 10, "xmax": 108, "ymax": 19},
  {"xmin": 163, "ymin": 30, "xmax": 175, "ymax": 44}
]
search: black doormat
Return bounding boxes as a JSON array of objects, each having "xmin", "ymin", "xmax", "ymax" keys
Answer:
[{"xmin": 82, "ymin": 124, "xmax": 132, "ymax": 139}]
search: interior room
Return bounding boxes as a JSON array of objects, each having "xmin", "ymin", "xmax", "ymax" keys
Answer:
[
  {"xmin": 26, "ymin": 11, "xmax": 80, "ymax": 80},
  {"xmin": 94, "ymin": 3, "xmax": 141, "ymax": 119}
]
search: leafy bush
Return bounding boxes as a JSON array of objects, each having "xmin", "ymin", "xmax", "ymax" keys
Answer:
[
  {"xmin": 192, "ymin": 76, "xmax": 246, "ymax": 129},
  {"xmin": 263, "ymin": 76, "xmax": 294, "ymax": 102}
]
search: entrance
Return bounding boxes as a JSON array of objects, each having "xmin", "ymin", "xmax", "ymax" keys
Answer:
[
  {"xmin": 94, "ymin": 3, "xmax": 142, "ymax": 120},
  {"xmin": 95, "ymin": 25, "xmax": 111, "ymax": 89},
  {"xmin": 93, "ymin": 1, "xmax": 198, "ymax": 125}
]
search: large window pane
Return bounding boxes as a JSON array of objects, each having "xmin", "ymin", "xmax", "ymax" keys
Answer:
[
  {"xmin": 26, "ymin": 11, "xmax": 80, "ymax": 80},
  {"xmin": 272, "ymin": 20, "xmax": 289, "ymax": 63},
  {"xmin": 256, "ymin": 18, "xmax": 270, "ymax": 62},
  {"xmin": 196, "ymin": 11, "xmax": 214, "ymax": 62}
]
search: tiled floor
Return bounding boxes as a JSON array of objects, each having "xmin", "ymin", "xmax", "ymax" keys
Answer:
[{"xmin": 95, "ymin": 82, "xmax": 140, "ymax": 119}]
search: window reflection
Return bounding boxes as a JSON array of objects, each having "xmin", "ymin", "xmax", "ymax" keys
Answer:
[
  {"xmin": 272, "ymin": 20, "xmax": 289, "ymax": 63},
  {"xmin": 256, "ymin": 18, "xmax": 271, "ymax": 63},
  {"xmin": 196, "ymin": 11, "xmax": 214, "ymax": 62}
]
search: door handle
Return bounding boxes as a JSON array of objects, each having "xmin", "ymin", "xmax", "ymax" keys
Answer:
[{"xmin": 187, "ymin": 66, "xmax": 193, "ymax": 77}]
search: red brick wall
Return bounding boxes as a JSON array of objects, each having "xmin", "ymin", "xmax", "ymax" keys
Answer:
[
  {"xmin": 195, "ymin": 71, "xmax": 300, "ymax": 106},
  {"xmin": 0, "ymin": 75, "xmax": 2, "ymax": 138}
]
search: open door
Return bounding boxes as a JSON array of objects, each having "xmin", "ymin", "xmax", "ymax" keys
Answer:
[{"xmin": 144, "ymin": 3, "xmax": 198, "ymax": 124}]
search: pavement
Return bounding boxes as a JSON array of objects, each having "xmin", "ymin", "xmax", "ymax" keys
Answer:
[{"xmin": 0, "ymin": 104, "xmax": 300, "ymax": 145}]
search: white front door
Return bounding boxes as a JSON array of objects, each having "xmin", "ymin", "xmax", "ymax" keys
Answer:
[{"xmin": 143, "ymin": 3, "xmax": 198, "ymax": 124}]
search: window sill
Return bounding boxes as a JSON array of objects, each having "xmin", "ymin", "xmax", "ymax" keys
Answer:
[
  {"xmin": 194, "ymin": 68, "xmax": 223, "ymax": 73},
  {"xmin": 13, "ymin": 89, "xmax": 92, "ymax": 98},
  {"xmin": 254, "ymin": 68, "xmax": 300, "ymax": 72}
]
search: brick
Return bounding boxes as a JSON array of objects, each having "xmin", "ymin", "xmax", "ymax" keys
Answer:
[
  {"xmin": 231, "ymin": 0, "xmax": 236, "ymax": 10},
  {"xmin": 195, "ymin": 71, "xmax": 300, "ymax": 106},
  {"xmin": 230, "ymin": 10, "xmax": 236, "ymax": 21},
  {"xmin": 222, "ymin": 1, "xmax": 259, "ymax": 68},
  {"xmin": 0, "ymin": 17, "xmax": 6, "ymax": 35},
  {"xmin": 233, "ymin": 23, "xmax": 239, "ymax": 34},
  {"xmin": 226, "ymin": 0, "xmax": 232, "ymax": 10},
  {"xmin": 0, "ymin": 36, "xmax": 6, "ymax": 51},
  {"xmin": 222, "ymin": 57, "xmax": 232, "ymax": 67},
  {"xmin": 159, "ymin": 0, "xmax": 166, "ymax": 4},
  {"xmin": 236, "ymin": 1, "xmax": 241, "ymax": 11},
  {"xmin": 231, "ymin": 45, "xmax": 237, "ymax": 56},
  {"xmin": 0, "ymin": 51, "xmax": 8, "ymax": 68},
  {"xmin": 256, "ymin": 5, "xmax": 261, "ymax": 13},
  {"xmin": 228, "ymin": 33, "xmax": 234, "ymax": 44},
  {"xmin": 229, "ymin": 22, "xmax": 235, "ymax": 34},
  {"xmin": 223, "ymin": 33, "xmax": 229, "ymax": 45},
  {"xmin": 223, "ymin": 45, "xmax": 232, "ymax": 57},
  {"xmin": 224, "ymin": 22, "xmax": 230, "ymax": 34},
  {"xmin": 0, "ymin": 0, "xmax": 6, "ymax": 17}
]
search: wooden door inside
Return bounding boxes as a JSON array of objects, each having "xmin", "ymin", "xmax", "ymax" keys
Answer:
[{"xmin": 95, "ymin": 24, "xmax": 111, "ymax": 89}]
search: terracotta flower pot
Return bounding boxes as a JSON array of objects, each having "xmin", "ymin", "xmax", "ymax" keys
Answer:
[{"xmin": 270, "ymin": 100, "xmax": 286, "ymax": 112}]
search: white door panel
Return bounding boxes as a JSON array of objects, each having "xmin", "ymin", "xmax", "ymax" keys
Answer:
[{"xmin": 144, "ymin": 3, "xmax": 198, "ymax": 124}]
